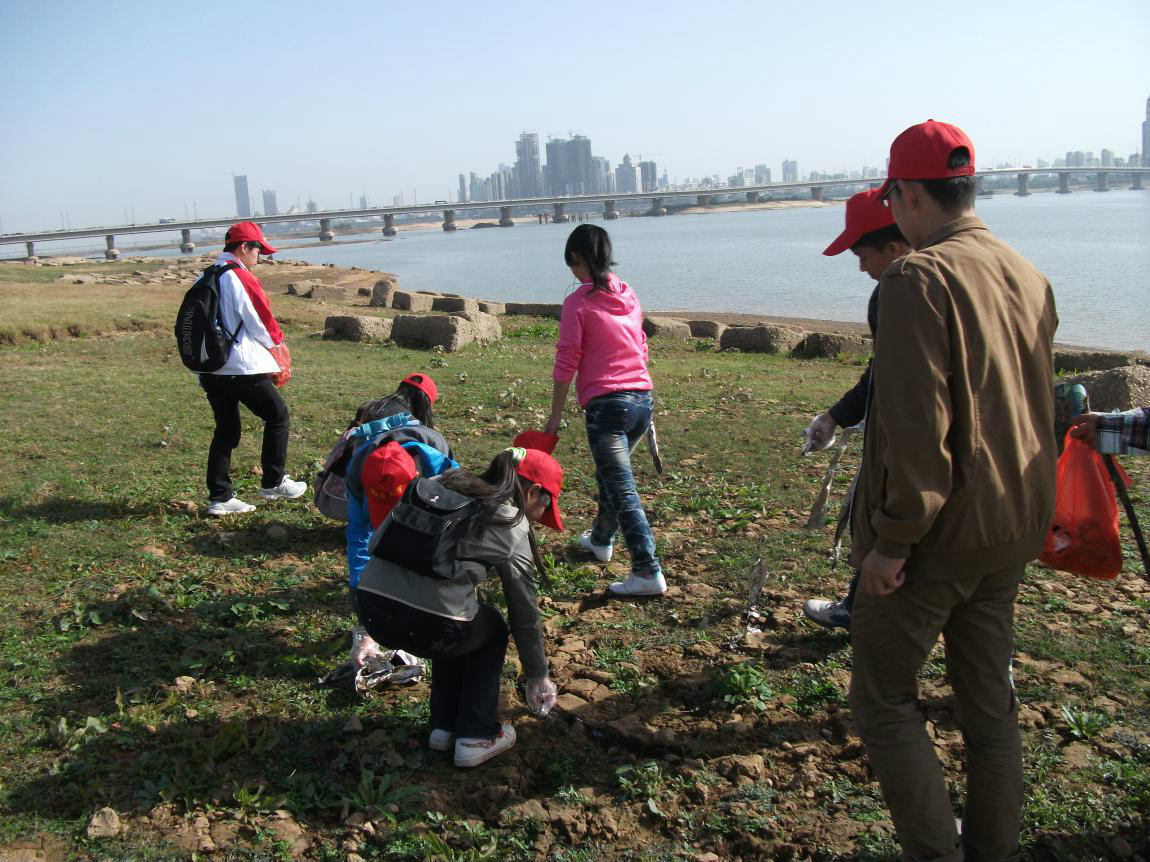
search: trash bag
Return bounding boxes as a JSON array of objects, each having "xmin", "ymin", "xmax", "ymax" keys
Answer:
[
  {"xmin": 1040, "ymin": 433, "xmax": 1128, "ymax": 580},
  {"xmin": 268, "ymin": 342, "xmax": 292, "ymax": 387}
]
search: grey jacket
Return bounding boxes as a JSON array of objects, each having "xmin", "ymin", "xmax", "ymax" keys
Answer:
[{"xmin": 356, "ymin": 492, "xmax": 548, "ymax": 679}]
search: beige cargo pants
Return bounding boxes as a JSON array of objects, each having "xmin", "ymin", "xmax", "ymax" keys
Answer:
[{"xmin": 849, "ymin": 563, "xmax": 1025, "ymax": 862}]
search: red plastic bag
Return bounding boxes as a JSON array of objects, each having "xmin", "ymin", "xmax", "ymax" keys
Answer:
[
  {"xmin": 1039, "ymin": 433, "xmax": 1128, "ymax": 580},
  {"xmin": 268, "ymin": 342, "xmax": 292, "ymax": 387}
]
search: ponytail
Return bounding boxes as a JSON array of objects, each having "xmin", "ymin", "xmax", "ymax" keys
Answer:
[
  {"xmin": 396, "ymin": 381, "xmax": 435, "ymax": 428},
  {"xmin": 564, "ymin": 224, "xmax": 616, "ymax": 293}
]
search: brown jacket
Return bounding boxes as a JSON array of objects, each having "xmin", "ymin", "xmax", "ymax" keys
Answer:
[{"xmin": 849, "ymin": 216, "xmax": 1058, "ymax": 581}]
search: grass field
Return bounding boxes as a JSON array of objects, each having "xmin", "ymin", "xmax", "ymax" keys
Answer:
[{"xmin": 0, "ymin": 261, "xmax": 1147, "ymax": 861}]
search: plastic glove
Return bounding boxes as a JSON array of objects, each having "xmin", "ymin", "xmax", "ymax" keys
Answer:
[
  {"xmin": 350, "ymin": 625, "xmax": 385, "ymax": 669},
  {"xmin": 525, "ymin": 675, "xmax": 558, "ymax": 717},
  {"xmin": 801, "ymin": 413, "xmax": 838, "ymax": 456}
]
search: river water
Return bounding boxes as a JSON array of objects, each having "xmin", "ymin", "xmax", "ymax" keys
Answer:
[
  {"xmin": 22, "ymin": 190, "xmax": 1150, "ymax": 350},
  {"xmin": 274, "ymin": 191, "xmax": 1148, "ymax": 352}
]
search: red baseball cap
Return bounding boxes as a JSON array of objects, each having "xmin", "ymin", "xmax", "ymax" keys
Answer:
[
  {"xmin": 514, "ymin": 447, "xmax": 564, "ymax": 531},
  {"xmin": 402, "ymin": 373, "xmax": 438, "ymax": 404},
  {"xmin": 878, "ymin": 120, "xmax": 976, "ymax": 198},
  {"xmin": 823, "ymin": 189, "xmax": 897, "ymax": 256},
  {"xmin": 361, "ymin": 441, "xmax": 418, "ymax": 528},
  {"xmin": 513, "ymin": 429, "xmax": 559, "ymax": 454},
  {"xmin": 225, "ymin": 221, "xmax": 277, "ymax": 255}
]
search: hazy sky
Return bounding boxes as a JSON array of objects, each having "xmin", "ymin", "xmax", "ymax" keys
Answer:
[{"xmin": 1, "ymin": 0, "xmax": 1147, "ymax": 232}]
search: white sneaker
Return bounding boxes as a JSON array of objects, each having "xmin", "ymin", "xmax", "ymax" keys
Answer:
[
  {"xmin": 260, "ymin": 476, "xmax": 307, "ymax": 500},
  {"xmin": 454, "ymin": 723, "xmax": 516, "ymax": 767},
  {"xmin": 429, "ymin": 728, "xmax": 455, "ymax": 752},
  {"xmin": 206, "ymin": 497, "xmax": 256, "ymax": 516},
  {"xmin": 608, "ymin": 572, "xmax": 667, "ymax": 597},
  {"xmin": 578, "ymin": 530, "xmax": 613, "ymax": 562}
]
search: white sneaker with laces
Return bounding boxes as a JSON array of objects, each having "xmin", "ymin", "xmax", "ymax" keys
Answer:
[
  {"xmin": 260, "ymin": 476, "xmax": 307, "ymax": 500},
  {"xmin": 578, "ymin": 530, "xmax": 613, "ymax": 562},
  {"xmin": 608, "ymin": 572, "xmax": 667, "ymax": 597},
  {"xmin": 206, "ymin": 497, "xmax": 256, "ymax": 516},
  {"xmin": 454, "ymin": 723, "xmax": 516, "ymax": 767},
  {"xmin": 428, "ymin": 728, "xmax": 456, "ymax": 752}
]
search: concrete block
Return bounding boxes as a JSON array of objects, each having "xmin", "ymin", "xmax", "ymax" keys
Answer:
[
  {"xmin": 432, "ymin": 296, "xmax": 480, "ymax": 315},
  {"xmin": 454, "ymin": 310, "xmax": 502, "ymax": 342},
  {"xmin": 796, "ymin": 331, "xmax": 872, "ymax": 359},
  {"xmin": 478, "ymin": 300, "xmax": 506, "ymax": 316},
  {"xmin": 391, "ymin": 312, "xmax": 501, "ymax": 352},
  {"xmin": 719, "ymin": 324, "xmax": 806, "ymax": 354},
  {"xmin": 323, "ymin": 315, "xmax": 393, "ymax": 342},
  {"xmin": 392, "ymin": 291, "xmax": 435, "ymax": 312},
  {"xmin": 642, "ymin": 316, "xmax": 692, "ymax": 339},
  {"xmin": 286, "ymin": 280, "xmax": 320, "ymax": 295},
  {"xmin": 1054, "ymin": 347, "xmax": 1150, "ymax": 373},
  {"xmin": 306, "ymin": 285, "xmax": 350, "ymax": 301},
  {"xmin": 357, "ymin": 287, "xmax": 371, "ymax": 296},
  {"xmin": 504, "ymin": 302, "xmax": 563, "ymax": 319},
  {"xmin": 1062, "ymin": 365, "xmax": 1150, "ymax": 413},
  {"xmin": 686, "ymin": 319, "xmax": 727, "ymax": 339},
  {"xmin": 370, "ymin": 279, "xmax": 397, "ymax": 308}
]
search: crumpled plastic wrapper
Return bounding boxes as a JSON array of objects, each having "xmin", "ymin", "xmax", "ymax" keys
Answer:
[{"xmin": 317, "ymin": 649, "xmax": 425, "ymax": 698}]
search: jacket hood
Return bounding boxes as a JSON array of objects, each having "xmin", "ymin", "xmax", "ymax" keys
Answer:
[{"xmin": 577, "ymin": 273, "xmax": 637, "ymax": 315}]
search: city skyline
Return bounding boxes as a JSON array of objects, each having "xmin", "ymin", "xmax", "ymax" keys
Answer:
[{"xmin": 1, "ymin": 0, "xmax": 1148, "ymax": 231}]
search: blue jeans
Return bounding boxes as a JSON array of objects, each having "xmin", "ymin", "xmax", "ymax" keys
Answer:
[{"xmin": 585, "ymin": 390, "xmax": 661, "ymax": 579}]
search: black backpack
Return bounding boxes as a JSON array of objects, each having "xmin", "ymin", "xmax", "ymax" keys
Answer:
[
  {"xmin": 174, "ymin": 262, "xmax": 242, "ymax": 372},
  {"xmin": 371, "ymin": 478, "xmax": 483, "ymax": 579}
]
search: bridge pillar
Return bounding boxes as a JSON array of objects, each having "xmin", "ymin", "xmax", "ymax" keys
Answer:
[
  {"xmin": 650, "ymin": 197, "xmax": 666, "ymax": 216},
  {"xmin": 319, "ymin": 218, "xmax": 334, "ymax": 241},
  {"xmin": 603, "ymin": 200, "xmax": 619, "ymax": 220},
  {"xmin": 499, "ymin": 206, "xmax": 515, "ymax": 227},
  {"xmin": 552, "ymin": 203, "xmax": 569, "ymax": 223},
  {"xmin": 179, "ymin": 228, "xmax": 195, "ymax": 253},
  {"xmin": 746, "ymin": 191, "xmax": 760, "ymax": 203},
  {"xmin": 810, "ymin": 186, "xmax": 824, "ymax": 201},
  {"xmin": 382, "ymin": 213, "xmax": 397, "ymax": 236},
  {"xmin": 697, "ymin": 194, "xmax": 710, "ymax": 207},
  {"xmin": 1094, "ymin": 172, "xmax": 1108, "ymax": 192},
  {"xmin": 442, "ymin": 210, "xmax": 457, "ymax": 231},
  {"xmin": 24, "ymin": 241, "xmax": 36, "ymax": 262},
  {"xmin": 104, "ymin": 234, "xmax": 119, "ymax": 260},
  {"xmin": 1015, "ymin": 174, "xmax": 1030, "ymax": 196},
  {"xmin": 1057, "ymin": 173, "xmax": 1071, "ymax": 194},
  {"xmin": 1132, "ymin": 172, "xmax": 1145, "ymax": 191}
]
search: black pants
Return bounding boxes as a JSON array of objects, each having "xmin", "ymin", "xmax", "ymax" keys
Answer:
[
  {"xmin": 355, "ymin": 590, "xmax": 508, "ymax": 739},
  {"xmin": 200, "ymin": 373, "xmax": 289, "ymax": 502}
]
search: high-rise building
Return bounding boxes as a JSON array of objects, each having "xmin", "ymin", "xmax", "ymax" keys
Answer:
[
  {"xmin": 545, "ymin": 135, "xmax": 597, "ymax": 195},
  {"xmin": 754, "ymin": 164, "xmax": 771, "ymax": 185},
  {"xmin": 1100, "ymin": 149, "xmax": 1114, "ymax": 168},
  {"xmin": 469, "ymin": 172, "xmax": 485, "ymax": 203},
  {"xmin": 545, "ymin": 137, "xmax": 568, "ymax": 196},
  {"xmin": 359, "ymin": 194, "xmax": 368, "ymax": 210},
  {"xmin": 261, "ymin": 189, "xmax": 278, "ymax": 216},
  {"xmin": 306, "ymin": 198, "xmax": 318, "ymax": 214},
  {"xmin": 458, "ymin": 174, "xmax": 468, "ymax": 204},
  {"xmin": 234, "ymin": 175, "xmax": 251, "ymax": 218},
  {"xmin": 592, "ymin": 157, "xmax": 614, "ymax": 195},
  {"xmin": 615, "ymin": 155, "xmax": 639, "ymax": 195},
  {"xmin": 1142, "ymin": 95, "xmax": 1149, "ymax": 166},
  {"xmin": 639, "ymin": 160, "xmax": 658, "ymax": 192},
  {"xmin": 781, "ymin": 160, "xmax": 798, "ymax": 183},
  {"xmin": 514, "ymin": 132, "xmax": 543, "ymax": 198}
]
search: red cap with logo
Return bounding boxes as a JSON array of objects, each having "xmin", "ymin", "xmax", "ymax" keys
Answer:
[
  {"xmin": 224, "ymin": 221, "xmax": 277, "ymax": 255},
  {"xmin": 513, "ymin": 429, "xmax": 559, "ymax": 454},
  {"xmin": 402, "ymin": 373, "xmax": 438, "ymax": 404},
  {"xmin": 514, "ymin": 447, "xmax": 564, "ymax": 531},
  {"xmin": 878, "ymin": 119, "xmax": 976, "ymax": 198},
  {"xmin": 823, "ymin": 189, "xmax": 897, "ymax": 256}
]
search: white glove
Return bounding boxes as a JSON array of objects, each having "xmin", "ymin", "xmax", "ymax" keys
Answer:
[
  {"xmin": 525, "ymin": 676, "xmax": 558, "ymax": 717},
  {"xmin": 801, "ymin": 413, "xmax": 838, "ymax": 456}
]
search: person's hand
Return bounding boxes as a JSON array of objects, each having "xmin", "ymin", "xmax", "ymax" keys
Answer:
[
  {"xmin": 525, "ymin": 675, "xmax": 558, "ymax": 717},
  {"xmin": 801, "ymin": 412, "xmax": 838, "ymax": 455},
  {"xmin": 860, "ymin": 549, "xmax": 907, "ymax": 596},
  {"xmin": 543, "ymin": 416, "xmax": 562, "ymax": 437},
  {"xmin": 1069, "ymin": 413, "xmax": 1101, "ymax": 449}
]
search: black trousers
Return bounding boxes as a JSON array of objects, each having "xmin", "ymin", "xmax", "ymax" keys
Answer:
[
  {"xmin": 200, "ymin": 373, "xmax": 289, "ymax": 502},
  {"xmin": 355, "ymin": 590, "xmax": 508, "ymax": 739}
]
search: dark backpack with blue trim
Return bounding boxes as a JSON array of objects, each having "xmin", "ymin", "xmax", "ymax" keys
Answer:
[{"xmin": 174, "ymin": 262, "xmax": 242, "ymax": 372}]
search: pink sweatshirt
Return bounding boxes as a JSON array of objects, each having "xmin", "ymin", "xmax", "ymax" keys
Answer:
[{"xmin": 553, "ymin": 273, "xmax": 653, "ymax": 407}]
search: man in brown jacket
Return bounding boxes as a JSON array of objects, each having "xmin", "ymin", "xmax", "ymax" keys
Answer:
[{"xmin": 849, "ymin": 120, "xmax": 1058, "ymax": 862}]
